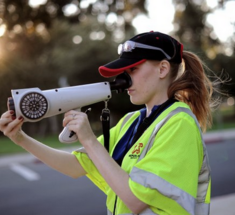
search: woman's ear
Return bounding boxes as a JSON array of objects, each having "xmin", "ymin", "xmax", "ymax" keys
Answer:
[{"xmin": 159, "ymin": 60, "xmax": 171, "ymax": 79}]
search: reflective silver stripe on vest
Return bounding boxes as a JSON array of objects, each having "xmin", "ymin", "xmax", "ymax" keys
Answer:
[
  {"xmin": 137, "ymin": 107, "xmax": 186, "ymax": 161},
  {"xmin": 107, "ymin": 207, "xmax": 158, "ymax": 215},
  {"xmin": 120, "ymin": 111, "xmax": 136, "ymax": 130},
  {"xmin": 130, "ymin": 167, "xmax": 196, "ymax": 214},
  {"xmin": 75, "ymin": 146, "xmax": 87, "ymax": 153},
  {"xmin": 180, "ymin": 108, "xmax": 211, "ymax": 215},
  {"xmin": 107, "ymin": 209, "xmax": 112, "ymax": 215},
  {"xmin": 195, "ymin": 202, "xmax": 210, "ymax": 215},
  {"xmin": 128, "ymin": 107, "xmax": 210, "ymax": 215}
]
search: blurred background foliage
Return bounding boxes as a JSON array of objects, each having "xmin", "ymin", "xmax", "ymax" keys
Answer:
[{"xmin": 0, "ymin": 0, "xmax": 234, "ymax": 138}]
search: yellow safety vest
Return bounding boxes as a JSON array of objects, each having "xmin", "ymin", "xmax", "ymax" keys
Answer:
[{"xmin": 72, "ymin": 102, "xmax": 211, "ymax": 215}]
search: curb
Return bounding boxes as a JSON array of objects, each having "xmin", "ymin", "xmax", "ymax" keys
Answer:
[
  {"xmin": 210, "ymin": 193, "xmax": 235, "ymax": 215},
  {"xmin": 203, "ymin": 128, "xmax": 235, "ymax": 144}
]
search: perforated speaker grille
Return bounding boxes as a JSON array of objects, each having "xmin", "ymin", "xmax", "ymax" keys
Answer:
[{"xmin": 20, "ymin": 92, "xmax": 48, "ymax": 120}]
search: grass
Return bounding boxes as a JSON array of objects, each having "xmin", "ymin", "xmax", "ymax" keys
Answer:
[
  {"xmin": 209, "ymin": 121, "xmax": 235, "ymax": 131},
  {"xmin": 0, "ymin": 135, "xmax": 81, "ymax": 156},
  {"xmin": 209, "ymin": 103, "xmax": 235, "ymax": 131}
]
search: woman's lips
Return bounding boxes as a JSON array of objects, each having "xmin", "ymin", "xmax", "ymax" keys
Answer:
[{"xmin": 127, "ymin": 89, "xmax": 134, "ymax": 95}]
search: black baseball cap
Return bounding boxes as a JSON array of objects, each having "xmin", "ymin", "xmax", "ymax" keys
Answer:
[{"xmin": 99, "ymin": 31, "xmax": 183, "ymax": 78}]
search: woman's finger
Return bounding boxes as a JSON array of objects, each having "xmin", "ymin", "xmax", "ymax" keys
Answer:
[
  {"xmin": 63, "ymin": 111, "xmax": 87, "ymax": 127},
  {"xmin": 1, "ymin": 110, "xmax": 15, "ymax": 119},
  {"xmin": 63, "ymin": 113, "xmax": 76, "ymax": 127},
  {"xmin": 0, "ymin": 112, "xmax": 15, "ymax": 132},
  {"xmin": 3, "ymin": 117, "xmax": 23, "ymax": 136},
  {"xmin": 0, "ymin": 117, "xmax": 12, "ymax": 128},
  {"xmin": 64, "ymin": 110, "xmax": 80, "ymax": 118}
]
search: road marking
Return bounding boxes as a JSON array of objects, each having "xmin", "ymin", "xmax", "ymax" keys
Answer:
[{"xmin": 9, "ymin": 163, "xmax": 40, "ymax": 181}]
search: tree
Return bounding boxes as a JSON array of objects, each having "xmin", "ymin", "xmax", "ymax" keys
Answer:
[
  {"xmin": 172, "ymin": 0, "xmax": 235, "ymax": 96},
  {"xmin": 0, "ymin": 17, "xmax": 139, "ymax": 136},
  {"xmin": 0, "ymin": 0, "xmax": 147, "ymax": 33},
  {"xmin": 0, "ymin": 0, "xmax": 149, "ymax": 136}
]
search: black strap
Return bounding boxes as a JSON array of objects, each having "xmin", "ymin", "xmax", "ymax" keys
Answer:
[
  {"xmin": 127, "ymin": 98, "xmax": 177, "ymax": 151},
  {"xmin": 100, "ymin": 109, "xmax": 110, "ymax": 152},
  {"xmin": 101, "ymin": 98, "xmax": 176, "ymax": 154}
]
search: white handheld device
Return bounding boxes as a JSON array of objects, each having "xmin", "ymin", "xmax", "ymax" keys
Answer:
[{"xmin": 8, "ymin": 73, "xmax": 132, "ymax": 143}]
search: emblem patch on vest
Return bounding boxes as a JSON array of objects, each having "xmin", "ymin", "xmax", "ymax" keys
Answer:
[{"xmin": 129, "ymin": 143, "xmax": 143, "ymax": 159}]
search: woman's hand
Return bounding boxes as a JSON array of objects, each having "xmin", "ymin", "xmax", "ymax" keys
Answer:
[
  {"xmin": 63, "ymin": 110, "xmax": 97, "ymax": 146},
  {"xmin": 0, "ymin": 110, "xmax": 25, "ymax": 145}
]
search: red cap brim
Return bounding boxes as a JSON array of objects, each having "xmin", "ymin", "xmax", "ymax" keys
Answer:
[{"xmin": 99, "ymin": 59, "xmax": 146, "ymax": 78}]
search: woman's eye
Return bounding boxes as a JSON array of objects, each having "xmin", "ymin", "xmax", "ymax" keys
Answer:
[
  {"xmin": 130, "ymin": 67, "xmax": 137, "ymax": 72},
  {"xmin": 125, "ymin": 67, "xmax": 137, "ymax": 74}
]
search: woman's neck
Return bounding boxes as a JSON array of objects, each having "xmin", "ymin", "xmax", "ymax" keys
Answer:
[{"xmin": 146, "ymin": 95, "xmax": 169, "ymax": 117}]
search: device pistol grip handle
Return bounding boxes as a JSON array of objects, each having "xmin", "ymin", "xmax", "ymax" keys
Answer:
[
  {"xmin": 59, "ymin": 108, "xmax": 80, "ymax": 144},
  {"xmin": 59, "ymin": 126, "xmax": 78, "ymax": 144}
]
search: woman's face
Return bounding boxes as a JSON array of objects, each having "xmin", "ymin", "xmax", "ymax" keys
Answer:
[{"xmin": 126, "ymin": 60, "xmax": 166, "ymax": 107}]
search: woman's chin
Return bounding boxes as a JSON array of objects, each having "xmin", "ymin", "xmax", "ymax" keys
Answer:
[{"xmin": 130, "ymin": 98, "xmax": 144, "ymax": 106}]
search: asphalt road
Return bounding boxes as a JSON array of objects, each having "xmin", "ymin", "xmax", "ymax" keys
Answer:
[
  {"xmin": 0, "ymin": 138, "xmax": 234, "ymax": 215},
  {"xmin": 0, "ymin": 162, "xmax": 107, "ymax": 215},
  {"xmin": 207, "ymin": 139, "xmax": 235, "ymax": 197}
]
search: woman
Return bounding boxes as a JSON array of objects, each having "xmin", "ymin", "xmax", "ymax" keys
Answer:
[{"xmin": 0, "ymin": 31, "xmax": 213, "ymax": 215}]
